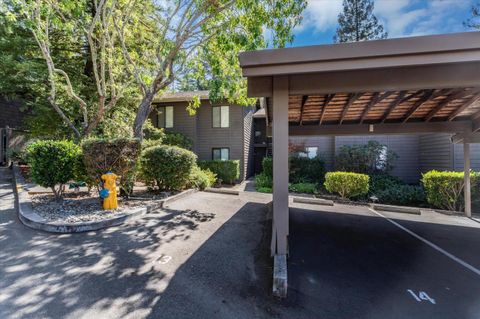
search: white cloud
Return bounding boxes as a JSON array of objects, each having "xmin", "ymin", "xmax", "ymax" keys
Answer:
[
  {"xmin": 296, "ymin": 0, "xmax": 474, "ymax": 39},
  {"xmin": 296, "ymin": 0, "xmax": 343, "ymax": 33}
]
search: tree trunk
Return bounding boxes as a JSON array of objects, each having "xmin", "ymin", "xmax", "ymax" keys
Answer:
[{"xmin": 133, "ymin": 92, "xmax": 156, "ymax": 139}]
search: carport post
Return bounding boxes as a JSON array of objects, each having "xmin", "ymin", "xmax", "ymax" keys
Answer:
[
  {"xmin": 464, "ymin": 142, "xmax": 472, "ymax": 217},
  {"xmin": 272, "ymin": 75, "xmax": 289, "ymax": 256}
]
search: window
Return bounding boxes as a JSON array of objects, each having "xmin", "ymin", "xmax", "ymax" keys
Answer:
[
  {"xmin": 305, "ymin": 146, "xmax": 318, "ymax": 159},
  {"xmin": 157, "ymin": 106, "xmax": 174, "ymax": 128},
  {"xmin": 212, "ymin": 148, "xmax": 230, "ymax": 161},
  {"xmin": 212, "ymin": 106, "xmax": 229, "ymax": 128}
]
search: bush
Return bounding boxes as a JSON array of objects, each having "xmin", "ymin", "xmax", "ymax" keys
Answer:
[
  {"xmin": 289, "ymin": 182, "xmax": 317, "ymax": 194},
  {"xmin": 163, "ymin": 132, "xmax": 193, "ymax": 150},
  {"xmin": 140, "ymin": 145, "xmax": 197, "ymax": 191},
  {"xmin": 262, "ymin": 157, "xmax": 273, "ymax": 177},
  {"xmin": 142, "ymin": 139, "xmax": 163, "ymax": 150},
  {"xmin": 257, "ymin": 187, "xmax": 272, "ymax": 193},
  {"xmin": 335, "ymin": 141, "xmax": 398, "ymax": 174},
  {"xmin": 255, "ymin": 172, "xmax": 273, "ymax": 190},
  {"xmin": 375, "ymin": 185, "xmax": 426, "ymax": 207},
  {"xmin": 290, "ymin": 156, "xmax": 325, "ymax": 184},
  {"xmin": 26, "ymin": 140, "xmax": 81, "ymax": 199},
  {"xmin": 422, "ymin": 170, "xmax": 480, "ymax": 211},
  {"xmin": 198, "ymin": 160, "xmax": 240, "ymax": 184},
  {"xmin": 262, "ymin": 156, "xmax": 326, "ymax": 184},
  {"xmin": 324, "ymin": 172, "xmax": 369, "ymax": 199},
  {"xmin": 187, "ymin": 166, "xmax": 216, "ymax": 190},
  {"xmin": 369, "ymin": 173, "xmax": 404, "ymax": 195},
  {"xmin": 81, "ymin": 138, "xmax": 141, "ymax": 196}
]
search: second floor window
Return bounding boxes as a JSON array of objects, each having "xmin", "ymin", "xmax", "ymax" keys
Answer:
[
  {"xmin": 158, "ymin": 106, "xmax": 174, "ymax": 128},
  {"xmin": 212, "ymin": 106, "xmax": 229, "ymax": 128}
]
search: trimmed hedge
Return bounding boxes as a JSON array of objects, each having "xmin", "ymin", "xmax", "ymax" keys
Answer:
[
  {"xmin": 324, "ymin": 172, "xmax": 369, "ymax": 199},
  {"xmin": 289, "ymin": 182, "xmax": 317, "ymax": 194},
  {"xmin": 198, "ymin": 160, "xmax": 240, "ymax": 184},
  {"xmin": 422, "ymin": 170, "xmax": 480, "ymax": 211},
  {"xmin": 26, "ymin": 140, "xmax": 81, "ymax": 199},
  {"xmin": 81, "ymin": 138, "xmax": 141, "ymax": 195},
  {"xmin": 255, "ymin": 173, "xmax": 272, "ymax": 190},
  {"xmin": 375, "ymin": 184, "xmax": 426, "ymax": 207},
  {"xmin": 140, "ymin": 145, "xmax": 197, "ymax": 191}
]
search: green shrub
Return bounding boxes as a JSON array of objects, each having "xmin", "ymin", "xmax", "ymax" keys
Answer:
[
  {"xmin": 289, "ymin": 182, "xmax": 317, "ymax": 194},
  {"xmin": 143, "ymin": 124, "xmax": 166, "ymax": 141},
  {"xmin": 198, "ymin": 160, "xmax": 240, "ymax": 184},
  {"xmin": 140, "ymin": 145, "xmax": 197, "ymax": 191},
  {"xmin": 81, "ymin": 138, "xmax": 141, "ymax": 196},
  {"xmin": 262, "ymin": 156, "xmax": 326, "ymax": 184},
  {"xmin": 255, "ymin": 172, "xmax": 273, "ymax": 190},
  {"xmin": 335, "ymin": 141, "xmax": 398, "ymax": 174},
  {"xmin": 187, "ymin": 166, "xmax": 216, "ymax": 190},
  {"xmin": 290, "ymin": 156, "xmax": 325, "ymax": 184},
  {"xmin": 375, "ymin": 185, "xmax": 426, "ymax": 207},
  {"xmin": 422, "ymin": 170, "xmax": 480, "ymax": 211},
  {"xmin": 369, "ymin": 173, "xmax": 404, "ymax": 195},
  {"xmin": 257, "ymin": 187, "xmax": 272, "ymax": 193},
  {"xmin": 262, "ymin": 157, "xmax": 273, "ymax": 177},
  {"xmin": 163, "ymin": 132, "xmax": 193, "ymax": 150},
  {"xmin": 26, "ymin": 140, "xmax": 81, "ymax": 199},
  {"xmin": 142, "ymin": 139, "xmax": 163, "ymax": 150},
  {"xmin": 324, "ymin": 172, "xmax": 369, "ymax": 199}
]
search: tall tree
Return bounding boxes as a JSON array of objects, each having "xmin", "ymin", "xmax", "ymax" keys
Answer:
[
  {"xmin": 465, "ymin": 3, "xmax": 480, "ymax": 29},
  {"xmin": 113, "ymin": 0, "xmax": 306, "ymax": 138},
  {"xmin": 334, "ymin": 0, "xmax": 387, "ymax": 43}
]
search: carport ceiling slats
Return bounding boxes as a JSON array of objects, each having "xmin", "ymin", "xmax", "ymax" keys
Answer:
[{"xmin": 277, "ymin": 87, "xmax": 480, "ymax": 126}]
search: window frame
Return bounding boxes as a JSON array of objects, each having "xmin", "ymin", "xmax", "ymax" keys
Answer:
[
  {"xmin": 212, "ymin": 105, "xmax": 230, "ymax": 128},
  {"xmin": 157, "ymin": 105, "xmax": 174, "ymax": 128},
  {"xmin": 212, "ymin": 147, "xmax": 230, "ymax": 161}
]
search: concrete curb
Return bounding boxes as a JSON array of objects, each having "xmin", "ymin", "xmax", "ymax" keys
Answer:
[
  {"xmin": 273, "ymin": 254, "xmax": 288, "ymax": 298},
  {"xmin": 292, "ymin": 196, "xmax": 334, "ymax": 206},
  {"xmin": 371, "ymin": 203, "xmax": 421, "ymax": 215},
  {"xmin": 12, "ymin": 164, "xmax": 195, "ymax": 233},
  {"xmin": 204, "ymin": 188, "xmax": 240, "ymax": 195}
]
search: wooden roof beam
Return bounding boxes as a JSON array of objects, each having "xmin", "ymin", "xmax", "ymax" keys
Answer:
[
  {"xmin": 448, "ymin": 92, "xmax": 480, "ymax": 121},
  {"xmin": 424, "ymin": 89, "xmax": 476, "ymax": 121},
  {"xmin": 402, "ymin": 89, "xmax": 435, "ymax": 123},
  {"xmin": 299, "ymin": 95, "xmax": 308, "ymax": 125},
  {"xmin": 380, "ymin": 91, "xmax": 408, "ymax": 123},
  {"xmin": 339, "ymin": 93, "xmax": 362, "ymax": 124},
  {"xmin": 359, "ymin": 91, "xmax": 394, "ymax": 124},
  {"xmin": 318, "ymin": 94, "xmax": 334, "ymax": 125}
]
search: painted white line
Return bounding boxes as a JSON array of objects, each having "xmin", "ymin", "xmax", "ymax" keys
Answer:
[{"xmin": 369, "ymin": 208, "xmax": 480, "ymax": 277}]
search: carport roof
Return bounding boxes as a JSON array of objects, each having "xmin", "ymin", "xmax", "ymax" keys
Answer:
[{"xmin": 239, "ymin": 32, "xmax": 480, "ymax": 135}]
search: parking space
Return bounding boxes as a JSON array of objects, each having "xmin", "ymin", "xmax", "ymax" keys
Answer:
[{"xmin": 287, "ymin": 202, "xmax": 480, "ymax": 319}]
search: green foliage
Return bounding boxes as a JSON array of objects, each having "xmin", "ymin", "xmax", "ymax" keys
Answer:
[
  {"xmin": 257, "ymin": 187, "xmax": 272, "ymax": 193},
  {"xmin": 140, "ymin": 145, "xmax": 197, "ymax": 191},
  {"xmin": 335, "ymin": 141, "xmax": 398, "ymax": 174},
  {"xmin": 289, "ymin": 183, "xmax": 317, "ymax": 194},
  {"xmin": 324, "ymin": 172, "xmax": 370, "ymax": 199},
  {"xmin": 465, "ymin": 4, "xmax": 480, "ymax": 29},
  {"xmin": 81, "ymin": 138, "xmax": 141, "ymax": 196},
  {"xmin": 334, "ymin": 0, "xmax": 387, "ymax": 43},
  {"xmin": 26, "ymin": 140, "xmax": 81, "ymax": 198},
  {"xmin": 368, "ymin": 173, "xmax": 403, "ymax": 195},
  {"xmin": 142, "ymin": 139, "xmax": 163, "ymax": 150},
  {"xmin": 422, "ymin": 170, "xmax": 480, "ymax": 211},
  {"xmin": 163, "ymin": 132, "xmax": 193, "ymax": 150},
  {"xmin": 289, "ymin": 156, "xmax": 326, "ymax": 184},
  {"xmin": 198, "ymin": 160, "xmax": 240, "ymax": 184},
  {"xmin": 375, "ymin": 185, "xmax": 426, "ymax": 207},
  {"xmin": 143, "ymin": 120, "xmax": 166, "ymax": 141},
  {"xmin": 187, "ymin": 166, "xmax": 217, "ymax": 190},
  {"xmin": 262, "ymin": 156, "xmax": 326, "ymax": 184},
  {"xmin": 255, "ymin": 173, "xmax": 273, "ymax": 190},
  {"xmin": 262, "ymin": 157, "xmax": 273, "ymax": 177}
]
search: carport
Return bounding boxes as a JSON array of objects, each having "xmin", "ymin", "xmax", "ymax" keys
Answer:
[{"xmin": 238, "ymin": 32, "xmax": 480, "ymax": 296}]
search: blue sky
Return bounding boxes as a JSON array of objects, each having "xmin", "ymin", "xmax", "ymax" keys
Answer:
[{"xmin": 291, "ymin": 0, "xmax": 477, "ymax": 47}]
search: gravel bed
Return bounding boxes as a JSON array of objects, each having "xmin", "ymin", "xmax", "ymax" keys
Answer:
[{"xmin": 31, "ymin": 193, "xmax": 160, "ymax": 223}]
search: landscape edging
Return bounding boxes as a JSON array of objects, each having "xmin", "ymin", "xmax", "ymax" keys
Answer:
[{"xmin": 12, "ymin": 164, "xmax": 196, "ymax": 233}]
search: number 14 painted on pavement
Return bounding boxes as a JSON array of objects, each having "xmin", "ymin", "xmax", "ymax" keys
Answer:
[{"xmin": 407, "ymin": 290, "xmax": 436, "ymax": 304}]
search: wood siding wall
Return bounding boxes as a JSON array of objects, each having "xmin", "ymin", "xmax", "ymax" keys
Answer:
[
  {"xmin": 453, "ymin": 143, "xmax": 480, "ymax": 171},
  {"xmin": 243, "ymin": 106, "xmax": 254, "ymax": 179},
  {"xmin": 419, "ymin": 134, "xmax": 453, "ymax": 173}
]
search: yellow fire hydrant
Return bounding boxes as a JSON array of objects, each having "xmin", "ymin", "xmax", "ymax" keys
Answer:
[{"xmin": 101, "ymin": 172, "xmax": 118, "ymax": 210}]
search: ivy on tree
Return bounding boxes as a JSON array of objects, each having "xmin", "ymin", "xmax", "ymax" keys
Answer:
[{"xmin": 334, "ymin": 0, "xmax": 387, "ymax": 43}]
